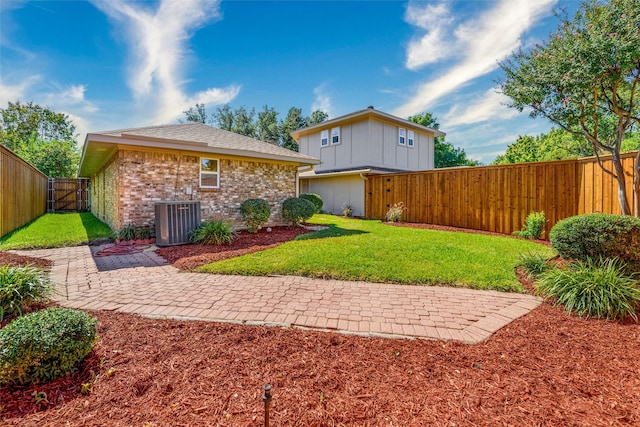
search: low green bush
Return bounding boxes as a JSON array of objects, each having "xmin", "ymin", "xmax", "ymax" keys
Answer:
[
  {"xmin": 549, "ymin": 213, "xmax": 640, "ymax": 269},
  {"xmin": 385, "ymin": 202, "xmax": 407, "ymax": 222},
  {"xmin": 117, "ymin": 224, "xmax": 137, "ymax": 241},
  {"xmin": 513, "ymin": 211, "xmax": 545, "ymax": 240},
  {"xmin": 239, "ymin": 199, "xmax": 271, "ymax": 233},
  {"xmin": 282, "ymin": 197, "xmax": 316, "ymax": 225},
  {"xmin": 536, "ymin": 257, "xmax": 640, "ymax": 320},
  {"xmin": 517, "ymin": 252, "xmax": 552, "ymax": 278},
  {"xmin": 299, "ymin": 193, "xmax": 323, "ymax": 213},
  {"xmin": 190, "ymin": 220, "xmax": 236, "ymax": 245},
  {"xmin": 0, "ymin": 308, "xmax": 97, "ymax": 385},
  {"xmin": 0, "ymin": 265, "xmax": 53, "ymax": 321}
]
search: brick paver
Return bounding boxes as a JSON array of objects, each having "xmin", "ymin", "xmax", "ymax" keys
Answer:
[{"xmin": 16, "ymin": 245, "xmax": 542, "ymax": 343}]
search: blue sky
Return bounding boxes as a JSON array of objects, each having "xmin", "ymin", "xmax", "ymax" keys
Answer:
[{"xmin": 0, "ymin": 0, "xmax": 580, "ymax": 163}]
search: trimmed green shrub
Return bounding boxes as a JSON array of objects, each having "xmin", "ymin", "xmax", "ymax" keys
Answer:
[
  {"xmin": 513, "ymin": 211, "xmax": 545, "ymax": 240},
  {"xmin": 517, "ymin": 252, "xmax": 552, "ymax": 278},
  {"xmin": 549, "ymin": 213, "xmax": 640, "ymax": 268},
  {"xmin": 239, "ymin": 199, "xmax": 271, "ymax": 233},
  {"xmin": 299, "ymin": 193, "xmax": 323, "ymax": 213},
  {"xmin": 385, "ymin": 202, "xmax": 406, "ymax": 222},
  {"xmin": 536, "ymin": 257, "xmax": 640, "ymax": 320},
  {"xmin": 0, "ymin": 265, "xmax": 53, "ymax": 321},
  {"xmin": 0, "ymin": 308, "xmax": 97, "ymax": 385},
  {"xmin": 117, "ymin": 224, "xmax": 137, "ymax": 241},
  {"xmin": 190, "ymin": 220, "xmax": 237, "ymax": 245},
  {"xmin": 282, "ymin": 197, "xmax": 316, "ymax": 225}
]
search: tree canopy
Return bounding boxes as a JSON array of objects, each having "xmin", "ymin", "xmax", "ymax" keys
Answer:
[
  {"xmin": 0, "ymin": 101, "xmax": 79, "ymax": 177},
  {"xmin": 408, "ymin": 112, "xmax": 480, "ymax": 168},
  {"xmin": 183, "ymin": 103, "xmax": 328, "ymax": 151},
  {"xmin": 500, "ymin": 0, "xmax": 640, "ymax": 215}
]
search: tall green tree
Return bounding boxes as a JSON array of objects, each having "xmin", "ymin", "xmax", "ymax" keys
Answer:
[
  {"xmin": 494, "ymin": 128, "xmax": 595, "ymax": 165},
  {"xmin": 0, "ymin": 101, "xmax": 79, "ymax": 177},
  {"xmin": 183, "ymin": 103, "xmax": 208, "ymax": 124},
  {"xmin": 279, "ymin": 107, "xmax": 307, "ymax": 152},
  {"xmin": 229, "ymin": 106, "xmax": 256, "ymax": 138},
  {"xmin": 500, "ymin": 0, "xmax": 640, "ymax": 215},
  {"xmin": 256, "ymin": 105, "xmax": 279, "ymax": 143},
  {"xmin": 408, "ymin": 112, "xmax": 479, "ymax": 168},
  {"xmin": 212, "ymin": 105, "xmax": 234, "ymax": 131}
]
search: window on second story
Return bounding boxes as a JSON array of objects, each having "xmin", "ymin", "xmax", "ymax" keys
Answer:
[
  {"xmin": 408, "ymin": 130, "xmax": 415, "ymax": 147},
  {"xmin": 331, "ymin": 127, "xmax": 340, "ymax": 144},
  {"xmin": 321, "ymin": 130, "xmax": 328, "ymax": 146},
  {"xmin": 200, "ymin": 157, "xmax": 219, "ymax": 188},
  {"xmin": 399, "ymin": 128, "xmax": 406, "ymax": 145}
]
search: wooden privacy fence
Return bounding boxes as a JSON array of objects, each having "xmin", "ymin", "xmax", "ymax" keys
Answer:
[
  {"xmin": 47, "ymin": 178, "xmax": 90, "ymax": 212},
  {"xmin": 365, "ymin": 151, "xmax": 638, "ymax": 238},
  {"xmin": 0, "ymin": 145, "xmax": 48, "ymax": 237}
]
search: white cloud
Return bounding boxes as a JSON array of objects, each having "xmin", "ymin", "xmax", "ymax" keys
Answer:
[
  {"xmin": 43, "ymin": 84, "xmax": 99, "ymax": 114},
  {"xmin": 91, "ymin": 0, "xmax": 240, "ymax": 124},
  {"xmin": 443, "ymin": 87, "xmax": 519, "ymax": 127},
  {"xmin": 311, "ymin": 84, "xmax": 333, "ymax": 117},
  {"xmin": 0, "ymin": 75, "xmax": 41, "ymax": 106},
  {"xmin": 394, "ymin": 0, "xmax": 557, "ymax": 117},
  {"xmin": 404, "ymin": 2, "xmax": 455, "ymax": 70}
]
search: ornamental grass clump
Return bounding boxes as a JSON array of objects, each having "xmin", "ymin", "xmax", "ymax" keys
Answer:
[
  {"xmin": 190, "ymin": 220, "xmax": 236, "ymax": 245},
  {"xmin": 0, "ymin": 308, "xmax": 97, "ymax": 386},
  {"xmin": 517, "ymin": 251, "xmax": 553, "ymax": 278},
  {"xmin": 385, "ymin": 202, "xmax": 407, "ymax": 222},
  {"xmin": 0, "ymin": 265, "xmax": 53, "ymax": 321},
  {"xmin": 282, "ymin": 197, "xmax": 316, "ymax": 226},
  {"xmin": 536, "ymin": 257, "xmax": 640, "ymax": 320},
  {"xmin": 239, "ymin": 199, "xmax": 271, "ymax": 233}
]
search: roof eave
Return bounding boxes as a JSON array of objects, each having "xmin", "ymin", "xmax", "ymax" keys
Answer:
[{"xmin": 79, "ymin": 133, "xmax": 320, "ymax": 177}]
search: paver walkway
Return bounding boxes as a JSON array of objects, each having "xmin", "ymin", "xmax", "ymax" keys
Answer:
[{"xmin": 16, "ymin": 245, "xmax": 542, "ymax": 344}]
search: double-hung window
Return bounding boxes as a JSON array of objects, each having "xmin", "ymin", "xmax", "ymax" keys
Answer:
[
  {"xmin": 200, "ymin": 158, "xmax": 219, "ymax": 188},
  {"xmin": 321, "ymin": 130, "xmax": 329, "ymax": 146},
  {"xmin": 331, "ymin": 127, "xmax": 340, "ymax": 144},
  {"xmin": 399, "ymin": 128, "xmax": 406, "ymax": 145},
  {"xmin": 407, "ymin": 130, "xmax": 415, "ymax": 147}
]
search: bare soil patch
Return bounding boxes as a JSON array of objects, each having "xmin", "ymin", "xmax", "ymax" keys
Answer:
[{"xmin": 155, "ymin": 226, "xmax": 311, "ymax": 270}]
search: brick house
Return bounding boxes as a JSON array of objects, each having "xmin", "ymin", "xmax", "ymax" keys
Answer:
[{"xmin": 78, "ymin": 123, "xmax": 319, "ymax": 231}]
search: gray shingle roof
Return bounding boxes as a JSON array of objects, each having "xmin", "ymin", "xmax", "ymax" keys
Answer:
[{"xmin": 95, "ymin": 122, "xmax": 318, "ymax": 162}]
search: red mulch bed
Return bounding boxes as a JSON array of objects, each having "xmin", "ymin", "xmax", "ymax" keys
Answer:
[
  {"xmin": 2, "ymin": 223, "xmax": 639, "ymax": 425},
  {"xmin": 155, "ymin": 226, "xmax": 312, "ymax": 270},
  {"xmin": 388, "ymin": 222, "xmax": 551, "ymax": 246},
  {"xmin": 0, "ymin": 251, "xmax": 53, "ymax": 269}
]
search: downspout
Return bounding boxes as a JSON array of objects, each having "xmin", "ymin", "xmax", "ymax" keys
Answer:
[{"xmin": 297, "ymin": 165, "xmax": 313, "ymax": 197}]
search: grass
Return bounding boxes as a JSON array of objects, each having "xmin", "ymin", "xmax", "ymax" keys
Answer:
[
  {"xmin": 198, "ymin": 215, "xmax": 554, "ymax": 292},
  {"xmin": 0, "ymin": 213, "xmax": 113, "ymax": 250}
]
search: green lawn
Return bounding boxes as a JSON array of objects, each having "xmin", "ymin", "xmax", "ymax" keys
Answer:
[
  {"xmin": 198, "ymin": 215, "xmax": 554, "ymax": 293},
  {"xmin": 0, "ymin": 213, "xmax": 113, "ymax": 250}
]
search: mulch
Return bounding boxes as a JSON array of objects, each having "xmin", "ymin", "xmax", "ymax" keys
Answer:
[
  {"xmin": 1, "ymin": 223, "xmax": 639, "ymax": 426},
  {"xmin": 155, "ymin": 226, "xmax": 312, "ymax": 270},
  {"xmin": 0, "ymin": 251, "xmax": 53, "ymax": 269}
]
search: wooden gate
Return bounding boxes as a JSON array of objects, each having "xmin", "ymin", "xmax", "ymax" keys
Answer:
[{"xmin": 47, "ymin": 178, "xmax": 90, "ymax": 212}]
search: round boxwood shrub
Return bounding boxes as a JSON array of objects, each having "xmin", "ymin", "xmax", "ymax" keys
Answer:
[
  {"xmin": 299, "ymin": 193, "xmax": 323, "ymax": 213},
  {"xmin": 282, "ymin": 197, "xmax": 316, "ymax": 225},
  {"xmin": 0, "ymin": 308, "xmax": 97, "ymax": 386},
  {"xmin": 239, "ymin": 198, "xmax": 271, "ymax": 233},
  {"xmin": 549, "ymin": 213, "xmax": 640, "ymax": 268}
]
